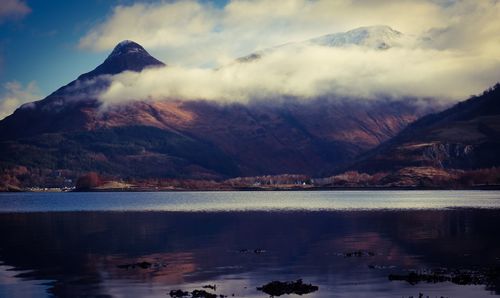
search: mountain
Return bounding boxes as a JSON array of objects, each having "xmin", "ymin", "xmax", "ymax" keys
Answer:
[
  {"xmin": 0, "ymin": 39, "xmax": 435, "ymax": 188},
  {"xmin": 0, "ymin": 40, "xmax": 165, "ymax": 141},
  {"xmin": 238, "ymin": 25, "xmax": 408, "ymax": 62},
  {"xmin": 78, "ymin": 40, "xmax": 165, "ymax": 80},
  {"xmin": 348, "ymin": 84, "xmax": 500, "ymax": 179},
  {"xmin": 308, "ymin": 25, "xmax": 404, "ymax": 49}
]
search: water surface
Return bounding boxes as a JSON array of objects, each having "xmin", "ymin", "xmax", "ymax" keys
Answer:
[
  {"xmin": 1, "ymin": 190, "xmax": 500, "ymax": 212},
  {"xmin": 0, "ymin": 191, "xmax": 499, "ymax": 297}
]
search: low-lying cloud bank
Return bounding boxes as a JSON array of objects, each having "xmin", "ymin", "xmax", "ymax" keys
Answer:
[
  {"xmin": 99, "ymin": 44, "xmax": 500, "ymax": 105},
  {"xmin": 0, "ymin": 81, "xmax": 40, "ymax": 119}
]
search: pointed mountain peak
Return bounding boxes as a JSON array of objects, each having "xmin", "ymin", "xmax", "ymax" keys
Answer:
[
  {"xmin": 78, "ymin": 40, "xmax": 165, "ymax": 81},
  {"xmin": 108, "ymin": 40, "xmax": 148, "ymax": 58}
]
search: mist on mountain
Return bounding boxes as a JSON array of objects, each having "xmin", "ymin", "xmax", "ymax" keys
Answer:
[{"xmin": 95, "ymin": 26, "xmax": 500, "ymax": 107}]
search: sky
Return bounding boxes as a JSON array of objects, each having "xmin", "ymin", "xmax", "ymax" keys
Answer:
[{"xmin": 1, "ymin": 0, "xmax": 500, "ymax": 118}]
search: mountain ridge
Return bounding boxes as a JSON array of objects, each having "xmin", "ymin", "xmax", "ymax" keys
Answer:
[
  {"xmin": 0, "ymin": 36, "xmax": 446, "ymax": 189},
  {"xmin": 347, "ymin": 84, "xmax": 500, "ymax": 174}
]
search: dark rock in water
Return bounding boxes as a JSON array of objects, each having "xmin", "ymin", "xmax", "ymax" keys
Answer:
[
  {"xmin": 403, "ymin": 294, "xmax": 447, "ymax": 298},
  {"xmin": 388, "ymin": 267, "xmax": 500, "ymax": 286},
  {"xmin": 169, "ymin": 289, "xmax": 190, "ymax": 297},
  {"xmin": 368, "ymin": 264, "xmax": 396, "ymax": 270},
  {"xmin": 239, "ymin": 248, "xmax": 266, "ymax": 254},
  {"xmin": 169, "ymin": 288, "xmax": 222, "ymax": 298},
  {"xmin": 343, "ymin": 250, "xmax": 375, "ymax": 257},
  {"xmin": 388, "ymin": 272, "xmax": 449, "ymax": 285},
  {"xmin": 191, "ymin": 289, "xmax": 217, "ymax": 298},
  {"xmin": 451, "ymin": 273, "xmax": 483, "ymax": 285},
  {"xmin": 117, "ymin": 261, "xmax": 152, "ymax": 270},
  {"xmin": 257, "ymin": 279, "xmax": 318, "ymax": 296},
  {"xmin": 137, "ymin": 261, "xmax": 153, "ymax": 269},
  {"xmin": 202, "ymin": 284, "xmax": 216, "ymax": 290}
]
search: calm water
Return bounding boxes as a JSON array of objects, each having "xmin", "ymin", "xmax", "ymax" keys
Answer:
[{"xmin": 0, "ymin": 191, "xmax": 499, "ymax": 297}]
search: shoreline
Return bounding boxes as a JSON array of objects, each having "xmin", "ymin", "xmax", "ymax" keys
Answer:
[{"xmin": 3, "ymin": 184, "xmax": 500, "ymax": 193}]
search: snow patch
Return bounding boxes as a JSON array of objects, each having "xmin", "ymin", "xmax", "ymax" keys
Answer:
[
  {"xmin": 109, "ymin": 40, "xmax": 146, "ymax": 57},
  {"xmin": 309, "ymin": 26, "xmax": 403, "ymax": 49}
]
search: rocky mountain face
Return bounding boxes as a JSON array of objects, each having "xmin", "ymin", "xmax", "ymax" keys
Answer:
[
  {"xmin": 0, "ymin": 39, "xmax": 435, "ymax": 187},
  {"xmin": 349, "ymin": 84, "xmax": 500, "ymax": 174}
]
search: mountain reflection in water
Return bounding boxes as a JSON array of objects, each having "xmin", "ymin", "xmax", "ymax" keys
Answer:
[{"xmin": 0, "ymin": 209, "xmax": 500, "ymax": 297}]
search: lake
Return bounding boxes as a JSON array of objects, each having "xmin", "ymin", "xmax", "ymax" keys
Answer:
[{"xmin": 0, "ymin": 191, "xmax": 499, "ymax": 297}]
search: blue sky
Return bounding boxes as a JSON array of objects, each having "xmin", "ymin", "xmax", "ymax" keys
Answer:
[
  {"xmin": 0, "ymin": 0, "xmax": 227, "ymax": 96},
  {"xmin": 1, "ymin": 0, "xmax": 113, "ymax": 95}
]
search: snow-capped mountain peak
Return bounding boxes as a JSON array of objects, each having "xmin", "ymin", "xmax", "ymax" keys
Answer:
[
  {"xmin": 308, "ymin": 25, "xmax": 403, "ymax": 49},
  {"xmin": 108, "ymin": 40, "xmax": 149, "ymax": 58},
  {"xmin": 237, "ymin": 25, "xmax": 410, "ymax": 63}
]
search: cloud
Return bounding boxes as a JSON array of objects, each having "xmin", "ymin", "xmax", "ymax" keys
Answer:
[
  {"xmin": 98, "ymin": 44, "xmax": 500, "ymax": 106},
  {"xmin": 79, "ymin": 0, "xmax": 450, "ymax": 66},
  {"xmin": 0, "ymin": 0, "xmax": 31, "ymax": 22},
  {"xmin": 79, "ymin": 1, "xmax": 217, "ymax": 52},
  {"xmin": 423, "ymin": 1, "xmax": 500, "ymax": 55},
  {"xmin": 0, "ymin": 81, "xmax": 40, "ymax": 120},
  {"xmin": 79, "ymin": 0, "xmax": 500, "ymax": 104}
]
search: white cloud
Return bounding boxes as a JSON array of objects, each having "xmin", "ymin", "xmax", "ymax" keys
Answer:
[
  {"xmin": 0, "ymin": 81, "xmax": 40, "ymax": 120},
  {"xmin": 98, "ymin": 45, "xmax": 500, "ymax": 106},
  {"xmin": 79, "ymin": 0, "xmax": 500, "ymax": 104},
  {"xmin": 79, "ymin": 1, "xmax": 217, "ymax": 51},
  {"xmin": 0, "ymin": 0, "xmax": 31, "ymax": 22},
  {"xmin": 79, "ymin": 0, "xmax": 451, "ymax": 66}
]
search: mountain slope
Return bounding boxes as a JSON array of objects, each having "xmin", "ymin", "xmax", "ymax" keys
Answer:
[
  {"xmin": 0, "ymin": 39, "xmax": 435, "ymax": 186},
  {"xmin": 0, "ymin": 41, "xmax": 164, "ymax": 141},
  {"xmin": 350, "ymin": 84, "xmax": 500, "ymax": 173}
]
